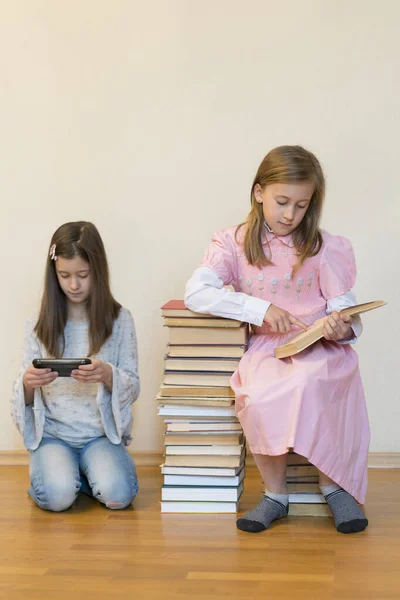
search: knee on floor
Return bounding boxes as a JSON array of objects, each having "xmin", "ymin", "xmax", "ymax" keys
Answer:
[
  {"xmin": 31, "ymin": 479, "xmax": 80, "ymax": 512},
  {"xmin": 92, "ymin": 475, "xmax": 138, "ymax": 509}
]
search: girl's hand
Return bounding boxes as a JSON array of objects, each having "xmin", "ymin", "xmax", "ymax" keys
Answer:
[
  {"xmin": 264, "ymin": 304, "xmax": 308, "ymax": 334},
  {"xmin": 322, "ymin": 311, "xmax": 353, "ymax": 342},
  {"xmin": 23, "ymin": 366, "xmax": 58, "ymax": 390},
  {"xmin": 71, "ymin": 359, "xmax": 113, "ymax": 390}
]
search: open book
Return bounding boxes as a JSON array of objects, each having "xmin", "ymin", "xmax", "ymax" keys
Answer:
[{"xmin": 274, "ymin": 300, "xmax": 386, "ymax": 359}]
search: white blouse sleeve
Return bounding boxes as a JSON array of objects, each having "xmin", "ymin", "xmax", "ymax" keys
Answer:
[{"xmin": 184, "ymin": 266, "xmax": 271, "ymax": 327}]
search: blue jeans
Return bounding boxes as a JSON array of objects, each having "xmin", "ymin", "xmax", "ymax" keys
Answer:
[{"xmin": 29, "ymin": 436, "xmax": 138, "ymax": 512}]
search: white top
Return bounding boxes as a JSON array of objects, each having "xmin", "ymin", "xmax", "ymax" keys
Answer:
[
  {"xmin": 41, "ymin": 320, "xmax": 105, "ymax": 448},
  {"xmin": 184, "ymin": 266, "xmax": 362, "ymax": 343}
]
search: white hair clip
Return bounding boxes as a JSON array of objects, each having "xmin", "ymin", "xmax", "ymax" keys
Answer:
[{"xmin": 49, "ymin": 244, "xmax": 58, "ymax": 261}]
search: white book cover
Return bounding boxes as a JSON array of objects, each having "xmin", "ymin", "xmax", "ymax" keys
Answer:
[
  {"xmin": 164, "ymin": 430, "xmax": 242, "ymax": 437},
  {"xmin": 163, "ymin": 372, "xmax": 232, "ymax": 387},
  {"xmin": 165, "ymin": 444, "xmax": 243, "ymax": 456},
  {"xmin": 164, "ymin": 452, "xmax": 245, "ymax": 467},
  {"xmin": 165, "ymin": 421, "xmax": 241, "ymax": 432},
  {"xmin": 160, "ymin": 465, "xmax": 242, "ymax": 476},
  {"xmin": 158, "ymin": 405, "xmax": 237, "ymax": 417},
  {"xmin": 288, "ymin": 493, "xmax": 326, "ymax": 503},
  {"xmin": 163, "ymin": 469, "xmax": 245, "ymax": 487},
  {"xmin": 161, "ymin": 482, "xmax": 244, "ymax": 502},
  {"xmin": 164, "ymin": 357, "xmax": 240, "ymax": 372},
  {"xmin": 160, "ymin": 501, "xmax": 239, "ymax": 513}
]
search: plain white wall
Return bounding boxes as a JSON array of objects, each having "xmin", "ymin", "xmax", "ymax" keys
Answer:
[{"xmin": 1, "ymin": 0, "xmax": 398, "ymax": 453}]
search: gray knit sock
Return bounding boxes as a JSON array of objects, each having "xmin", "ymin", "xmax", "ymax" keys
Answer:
[
  {"xmin": 320, "ymin": 484, "xmax": 368, "ymax": 534},
  {"xmin": 236, "ymin": 493, "xmax": 288, "ymax": 533}
]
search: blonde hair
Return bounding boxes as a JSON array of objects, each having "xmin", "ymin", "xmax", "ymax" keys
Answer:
[{"xmin": 237, "ymin": 145, "xmax": 325, "ymax": 273}]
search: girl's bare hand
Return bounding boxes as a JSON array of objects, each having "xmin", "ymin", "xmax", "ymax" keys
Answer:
[
  {"xmin": 322, "ymin": 311, "xmax": 353, "ymax": 341},
  {"xmin": 263, "ymin": 305, "xmax": 308, "ymax": 334},
  {"xmin": 23, "ymin": 365, "xmax": 58, "ymax": 389},
  {"xmin": 71, "ymin": 359, "xmax": 113, "ymax": 389}
]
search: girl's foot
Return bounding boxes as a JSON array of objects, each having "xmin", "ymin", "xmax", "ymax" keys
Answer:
[
  {"xmin": 236, "ymin": 494, "xmax": 288, "ymax": 533},
  {"xmin": 321, "ymin": 485, "xmax": 368, "ymax": 534}
]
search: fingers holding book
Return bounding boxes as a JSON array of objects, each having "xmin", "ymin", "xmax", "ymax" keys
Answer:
[
  {"xmin": 274, "ymin": 300, "xmax": 386, "ymax": 359},
  {"xmin": 322, "ymin": 312, "xmax": 354, "ymax": 342}
]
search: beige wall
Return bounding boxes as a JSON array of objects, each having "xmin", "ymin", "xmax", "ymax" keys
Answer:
[{"xmin": 1, "ymin": 1, "xmax": 398, "ymax": 453}]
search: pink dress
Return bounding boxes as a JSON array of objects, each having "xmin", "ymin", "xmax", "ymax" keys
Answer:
[{"xmin": 200, "ymin": 226, "xmax": 370, "ymax": 504}]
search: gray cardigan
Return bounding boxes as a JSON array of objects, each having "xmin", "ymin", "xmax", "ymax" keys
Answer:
[{"xmin": 11, "ymin": 308, "xmax": 140, "ymax": 450}]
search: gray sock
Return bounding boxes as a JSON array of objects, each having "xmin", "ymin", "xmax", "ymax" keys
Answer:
[
  {"xmin": 320, "ymin": 484, "xmax": 368, "ymax": 534},
  {"xmin": 236, "ymin": 493, "xmax": 288, "ymax": 533},
  {"xmin": 264, "ymin": 490, "xmax": 289, "ymax": 505}
]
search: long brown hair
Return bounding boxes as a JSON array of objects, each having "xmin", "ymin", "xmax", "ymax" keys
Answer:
[
  {"xmin": 35, "ymin": 221, "xmax": 121, "ymax": 357},
  {"xmin": 237, "ymin": 145, "xmax": 325, "ymax": 272}
]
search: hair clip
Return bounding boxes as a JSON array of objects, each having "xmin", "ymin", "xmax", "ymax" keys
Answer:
[{"xmin": 49, "ymin": 244, "xmax": 58, "ymax": 261}]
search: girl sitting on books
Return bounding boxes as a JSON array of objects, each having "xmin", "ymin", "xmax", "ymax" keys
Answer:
[
  {"xmin": 12, "ymin": 222, "xmax": 139, "ymax": 512},
  {"xmin": 184, "ymin": 145, "xmax": 369, "ymax": 534}
]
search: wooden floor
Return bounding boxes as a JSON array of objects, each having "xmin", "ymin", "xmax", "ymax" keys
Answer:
[{"xmin": 0, "ymin": 466, "xmax": 399, "ymax": 600}]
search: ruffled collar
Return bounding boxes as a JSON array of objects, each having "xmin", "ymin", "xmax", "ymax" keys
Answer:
[{"xmin": 262, "ymin": 221, "xmax": 295, "ymax": 248}]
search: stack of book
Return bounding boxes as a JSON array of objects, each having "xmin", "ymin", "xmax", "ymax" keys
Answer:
[
  {"xmin": 157, "ymin": 300, "xmax": 248, "ymax": 513},
  {"xmin": 286, "ymin": 451, "xmax": 330, "ymax": 516}
]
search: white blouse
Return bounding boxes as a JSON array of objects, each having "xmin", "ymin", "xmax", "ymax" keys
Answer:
[{"xmin": 185, "ymin": 266, "xmax": 362, "ymax": 343}]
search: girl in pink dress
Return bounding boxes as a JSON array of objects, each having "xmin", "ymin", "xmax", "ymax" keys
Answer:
[{"xmin": 185, "ymin": 145, "xmax": 369, "ymax": 534}]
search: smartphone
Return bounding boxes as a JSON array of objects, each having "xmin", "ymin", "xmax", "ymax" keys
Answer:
[{"xmin": 32, "ymin": 358, "xmax": 92, "ymax": 377}]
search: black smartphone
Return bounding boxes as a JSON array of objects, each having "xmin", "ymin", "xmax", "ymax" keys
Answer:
[{"xmin": 32, "ymin": 358, "xmax": 92, "ymax": 377}]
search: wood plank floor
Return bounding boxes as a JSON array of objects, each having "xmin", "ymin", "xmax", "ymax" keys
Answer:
[{"xmin": 0, "ymin": 465, "xmax": 399, "ymax": 599}]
